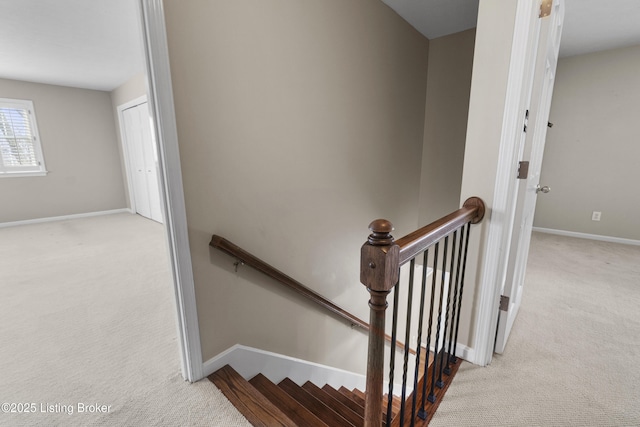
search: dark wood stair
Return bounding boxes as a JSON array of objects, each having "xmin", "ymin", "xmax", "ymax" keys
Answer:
[
  {"xmin": 322, "ymin": 384, "xmax": 365, "ymax": 417},
  {"xmin": 278, "ymin": 377, "xmax": 356, "ymax": 426},
  {"xmin": 208, "ymin": 365, "xmax": 296, "ymax": 427},
  {"xmin": 209, "ymin": 365, "xmax": 370, "ymax": 427},
  {"xmin": 209, "ymin": 356, "xmax": 461, "ymax": 426},
  {"xmin": 301, "ymin": 381, "xmax": 363, "ymax": 427},
  {"xmin": 249, "ymin": 374, "xmax": 326, "ymax": 427}
]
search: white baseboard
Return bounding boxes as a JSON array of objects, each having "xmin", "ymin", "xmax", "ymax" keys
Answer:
[
  {"xmin": 454, "ymin": 343, "xmax": 476, "ymax": 365},
  {"xmin": 0, "ymin": 208, "xmax": 134, "ymax": 228},
  {"xmin": 533, "ymin": 227, "xmax": 640, "ymax": 246},
  {"xmin": 202, "ymin": 342, "xmax": 476, "ymax": 394},
  {"xmin": 428, "ymin": 342, "xmax": 475, "ymax": 364},
  {"xmin": 202, "ymin": 344, "xmax": 367, "ymax": 391}
]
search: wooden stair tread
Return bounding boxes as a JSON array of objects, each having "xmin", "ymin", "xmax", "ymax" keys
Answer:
[
  {"xmin": 279, "ymin": 378, "xmax": 355, "ymax": 426},
  {"xmin": 249, "ymin": 374, "xmax": 327, "ymax": 427},
  {"xmin": 302, "ymin": 381, "xmax": 364, "ymax": 427},
  {"xmin": 340, "ymin": 386, "xmax": 365, "ymax": 407},
  {"xmin": 375, "ymin": 394, "xmax": 397, "ymax": 420},
  {"xmin": 339, "ymin": 386, "xmax": 393, "ymax": 419},
  {"xmin": 208, "ymin": 365, "xmax": 296, "ymax": 427},
  {"xmin": 352, "ymin": 388, "xmax": 366, "ymax": 401},
  {"xmin": 389, "ymin": 355, "xmax": 462, "ymax": 427},
  {"xmin": 322, "ymin": 384, "xmax": 364, "ymax": 416},
  {"xmin": 207, "ymin": 350, "xmax": 461, "ymax": 426},
  {"xmin": 384, "ymin": 393, "xmax": 402, "ymax": 415}
]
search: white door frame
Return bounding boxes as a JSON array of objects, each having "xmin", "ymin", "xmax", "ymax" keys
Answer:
[
  {"xmin": 493, "ymin": 0, "xmax": 544, "ymax": 354},
  {"xmin": 117, "ymin": 95, "xmax": 149, "ymax": 216},
  {"xmin": 494, "ymin": 0, "xmax": 563, "ymax": 354},
  {"xmin": 138, "ymin": 0, "xmax": 203, "ymax": 382},
  {"xmin": 469, "ymin": 0, "xmax": 545, "ymax": 367}
]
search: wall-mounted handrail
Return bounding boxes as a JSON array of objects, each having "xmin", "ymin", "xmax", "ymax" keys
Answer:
[
  {"xmin": 210, "ymin": 235, "xmax": 417, "ymax": 357},
  {"xmin": 210, "ymin": 234, "xmax": 369, "ymax": 330}
]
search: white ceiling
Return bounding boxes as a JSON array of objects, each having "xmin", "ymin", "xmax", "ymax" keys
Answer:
[
  {"xmin": 0, "ymin": 0, "xmax": 144, "ymax": 91},
  {"xmin": 0, "ymin": 0, "xmax": 639, "ymax": 92},
  {"xmin": 382, "ymin": 0, "xmax": 640, "ymax": 57},
  {"xmin": 559, "ymin": 0, "xmax": 640, "ymax": 57},
  {"xmin": 381, "ymin": 0, "xmax": 480, "ymax": 40}
]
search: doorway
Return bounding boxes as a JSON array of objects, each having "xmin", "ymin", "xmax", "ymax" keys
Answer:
[{"xmin": 494, "ymin": 0, "xmax": 564, "ymax": 354}]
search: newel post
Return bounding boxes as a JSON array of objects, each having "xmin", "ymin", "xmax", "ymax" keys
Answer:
[{"xmin": 360, "ymin": 219, "xmax": 400, "ymax": 427}]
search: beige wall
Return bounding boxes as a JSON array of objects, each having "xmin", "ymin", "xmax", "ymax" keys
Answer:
[
  {"xmin": 110, "ymin": 73, "xmax": 148, "ymax": 209},
  {"xmin": 534, "ymin": 45, "xmax": 640, "ymax": 240},
  {"xmin": 111, "ymin": 73, "xmax": 147, "ymax": 110},
  {"xmin": 0, "ymin": 79, "xmax": 126, "ymax": 222},
  {"xmin": 163, "ymin": 0, "xmax": 429, "ymax": 371},
  {"xmin": 419, "ymin": 29, "xmax": 475, "ymax": 225}
]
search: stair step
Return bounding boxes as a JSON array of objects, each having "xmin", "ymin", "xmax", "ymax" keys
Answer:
[
  {"xmin": 340, "ymin": 386, "xmax": 365, "ymax": 407},
  {"xmin": 322, "ymin": 384, "xmax": 364, "ymax": 416},
  {"xmin": 390, "ymin": 355, "xmax": 463, "ymax": 426},
  {"xmin": 249, "ymin": 374, "xmax": 327, "ymax": 427},
  {"xmin": 339, "ymin": 386, "xmax": 395, "ymax": 420},
  {"xmin": 384, "ymin": 393, "xmax": 402, "ymax": 415},
  {"xmin": 303, "ymin": 381, "xmax": 364, "ymax": 427},
  {"xmin": 208, "ymin": 365, "xmax": 296, "ymax": 427},
  {"xmin": 279, "ymin": 378, "xmax": 356, "ymax": 426},
  {"xmin": 207, "ymin": 349, "xmax": 458, "ymax": 427},
  {"xmin": 352, "ymin": 388, "xmax": 366, "ymax": 401}
]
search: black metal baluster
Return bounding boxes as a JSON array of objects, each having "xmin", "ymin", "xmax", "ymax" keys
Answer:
[
  {"xmin": 438, "ymin": 230, "xmax": 457, "ymax": 382},
  {"xmin": 411, "ymin": 249, "xmax": 429, "ymax": 424},
  {"xmin": 452, "ymin": 223, "xmax": 471, "ymax": 363},
  {"xmin": 418, "ymin": 243, "xmax": 439, "ymax": 419},
  {"xmin": 387, "ymin": 272, "xmax": 401, "ymax": 427},
  {"xmin": 399, "ymin": 259, "xmax": 416, "ymax": 426},
  {"xmin": 445, "ymin": 228, "xmax": 464, "ymax": 375},
  {"xmin": 429, "ymin": 236, "xmax": 448, "ymax": 400}
]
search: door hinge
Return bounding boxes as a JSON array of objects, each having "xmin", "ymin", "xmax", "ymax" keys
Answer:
[
  {"xmin": 517, "ymin": 161, "xmax": 529, "ymax": 179},
  {"xmin": 499, "ymin": 295, "xmax": 510, "ymax": 311},
  {"xmin": 523, "ymin": 109, "xmax": 529, "ymax": 132},
  {"xmin": 540, "ymin": 0, "xmax": 552, "ymax": 18}
]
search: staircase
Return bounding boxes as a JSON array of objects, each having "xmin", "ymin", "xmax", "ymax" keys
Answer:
[
  {"xmin": 209, "ymin": 345, "xmax": 461, "ymax": 426},
  {"xmin": 210, "ymin": 364, "xmax": 397, "ymax": 427},
  {"xmin": 207, "ymin": 198, "xmax": 484, "ymax": 426}
]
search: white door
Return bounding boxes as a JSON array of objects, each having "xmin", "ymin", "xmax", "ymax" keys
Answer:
[
  {"xmin": 495, "ymin": 0, "xmax": 564, "ymax": 353},
  {"xmin": 122, "ymin": 101, "xmax": 163, "ymax": 223}
]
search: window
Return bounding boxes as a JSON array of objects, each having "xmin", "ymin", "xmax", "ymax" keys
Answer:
[{"xmin": 0, "ymin": 98, "xmax": 47, "ymax": 176}]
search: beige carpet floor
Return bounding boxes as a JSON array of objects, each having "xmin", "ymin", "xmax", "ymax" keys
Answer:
[
  {"xmin": 0, "ymin": 213, "xmax": 249, "ymax": 426},
  {"xmin": 431, "ymin": 232, "xmax": 640, "ymax": 426},
  {"xmin": 5, "ymin": 216, "xmax": 638, "ymax": 426}
]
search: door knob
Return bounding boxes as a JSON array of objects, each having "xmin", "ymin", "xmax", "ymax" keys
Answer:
[{"xmin": 536, "ymin": 185, "xmax": 551, "ymax": 194}]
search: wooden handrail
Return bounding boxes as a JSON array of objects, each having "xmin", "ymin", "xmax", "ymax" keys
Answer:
[
  {"xmin": 395, "ymin": 196, "xmax": 485, "ymax": 265},
  {"xmin": 209, "ymin": 234, "xmax": 417, "ymax": 356},
  {"xmin": 210, "ymin": 235, "xmax": 369, "ymax": 330}
]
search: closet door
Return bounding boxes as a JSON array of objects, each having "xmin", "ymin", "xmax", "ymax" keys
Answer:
[{"xmin": 123, "ymin": 102, "xmax": 163, "ymax": 223}]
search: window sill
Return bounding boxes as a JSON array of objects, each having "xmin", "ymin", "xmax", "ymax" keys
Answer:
[{"xmin": 0, "ymin": 171, "xmax": 49, "ymax": 178}]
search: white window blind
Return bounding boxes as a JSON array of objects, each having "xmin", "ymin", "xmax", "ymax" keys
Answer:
[{"xmin": 0, "ymin": 98, "xmax": 46, "ymax": 176}]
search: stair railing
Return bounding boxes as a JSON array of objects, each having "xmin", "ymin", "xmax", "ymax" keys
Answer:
[
  {"xmin": 209, "ymin": 234, "xmax": 415, "ymax": 355},
  {"xmin": 211, "ymin": 234, "xmax": 369, "ymax": 329},
  {"xmin": 360, "ymin": 197, "xmax": 485, "ymax": 427}
]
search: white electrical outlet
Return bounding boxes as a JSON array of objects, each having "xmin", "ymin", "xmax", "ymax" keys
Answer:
[{"xmin": 592, "ymin": 211, "xmax": 601, "ymax": 221}]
